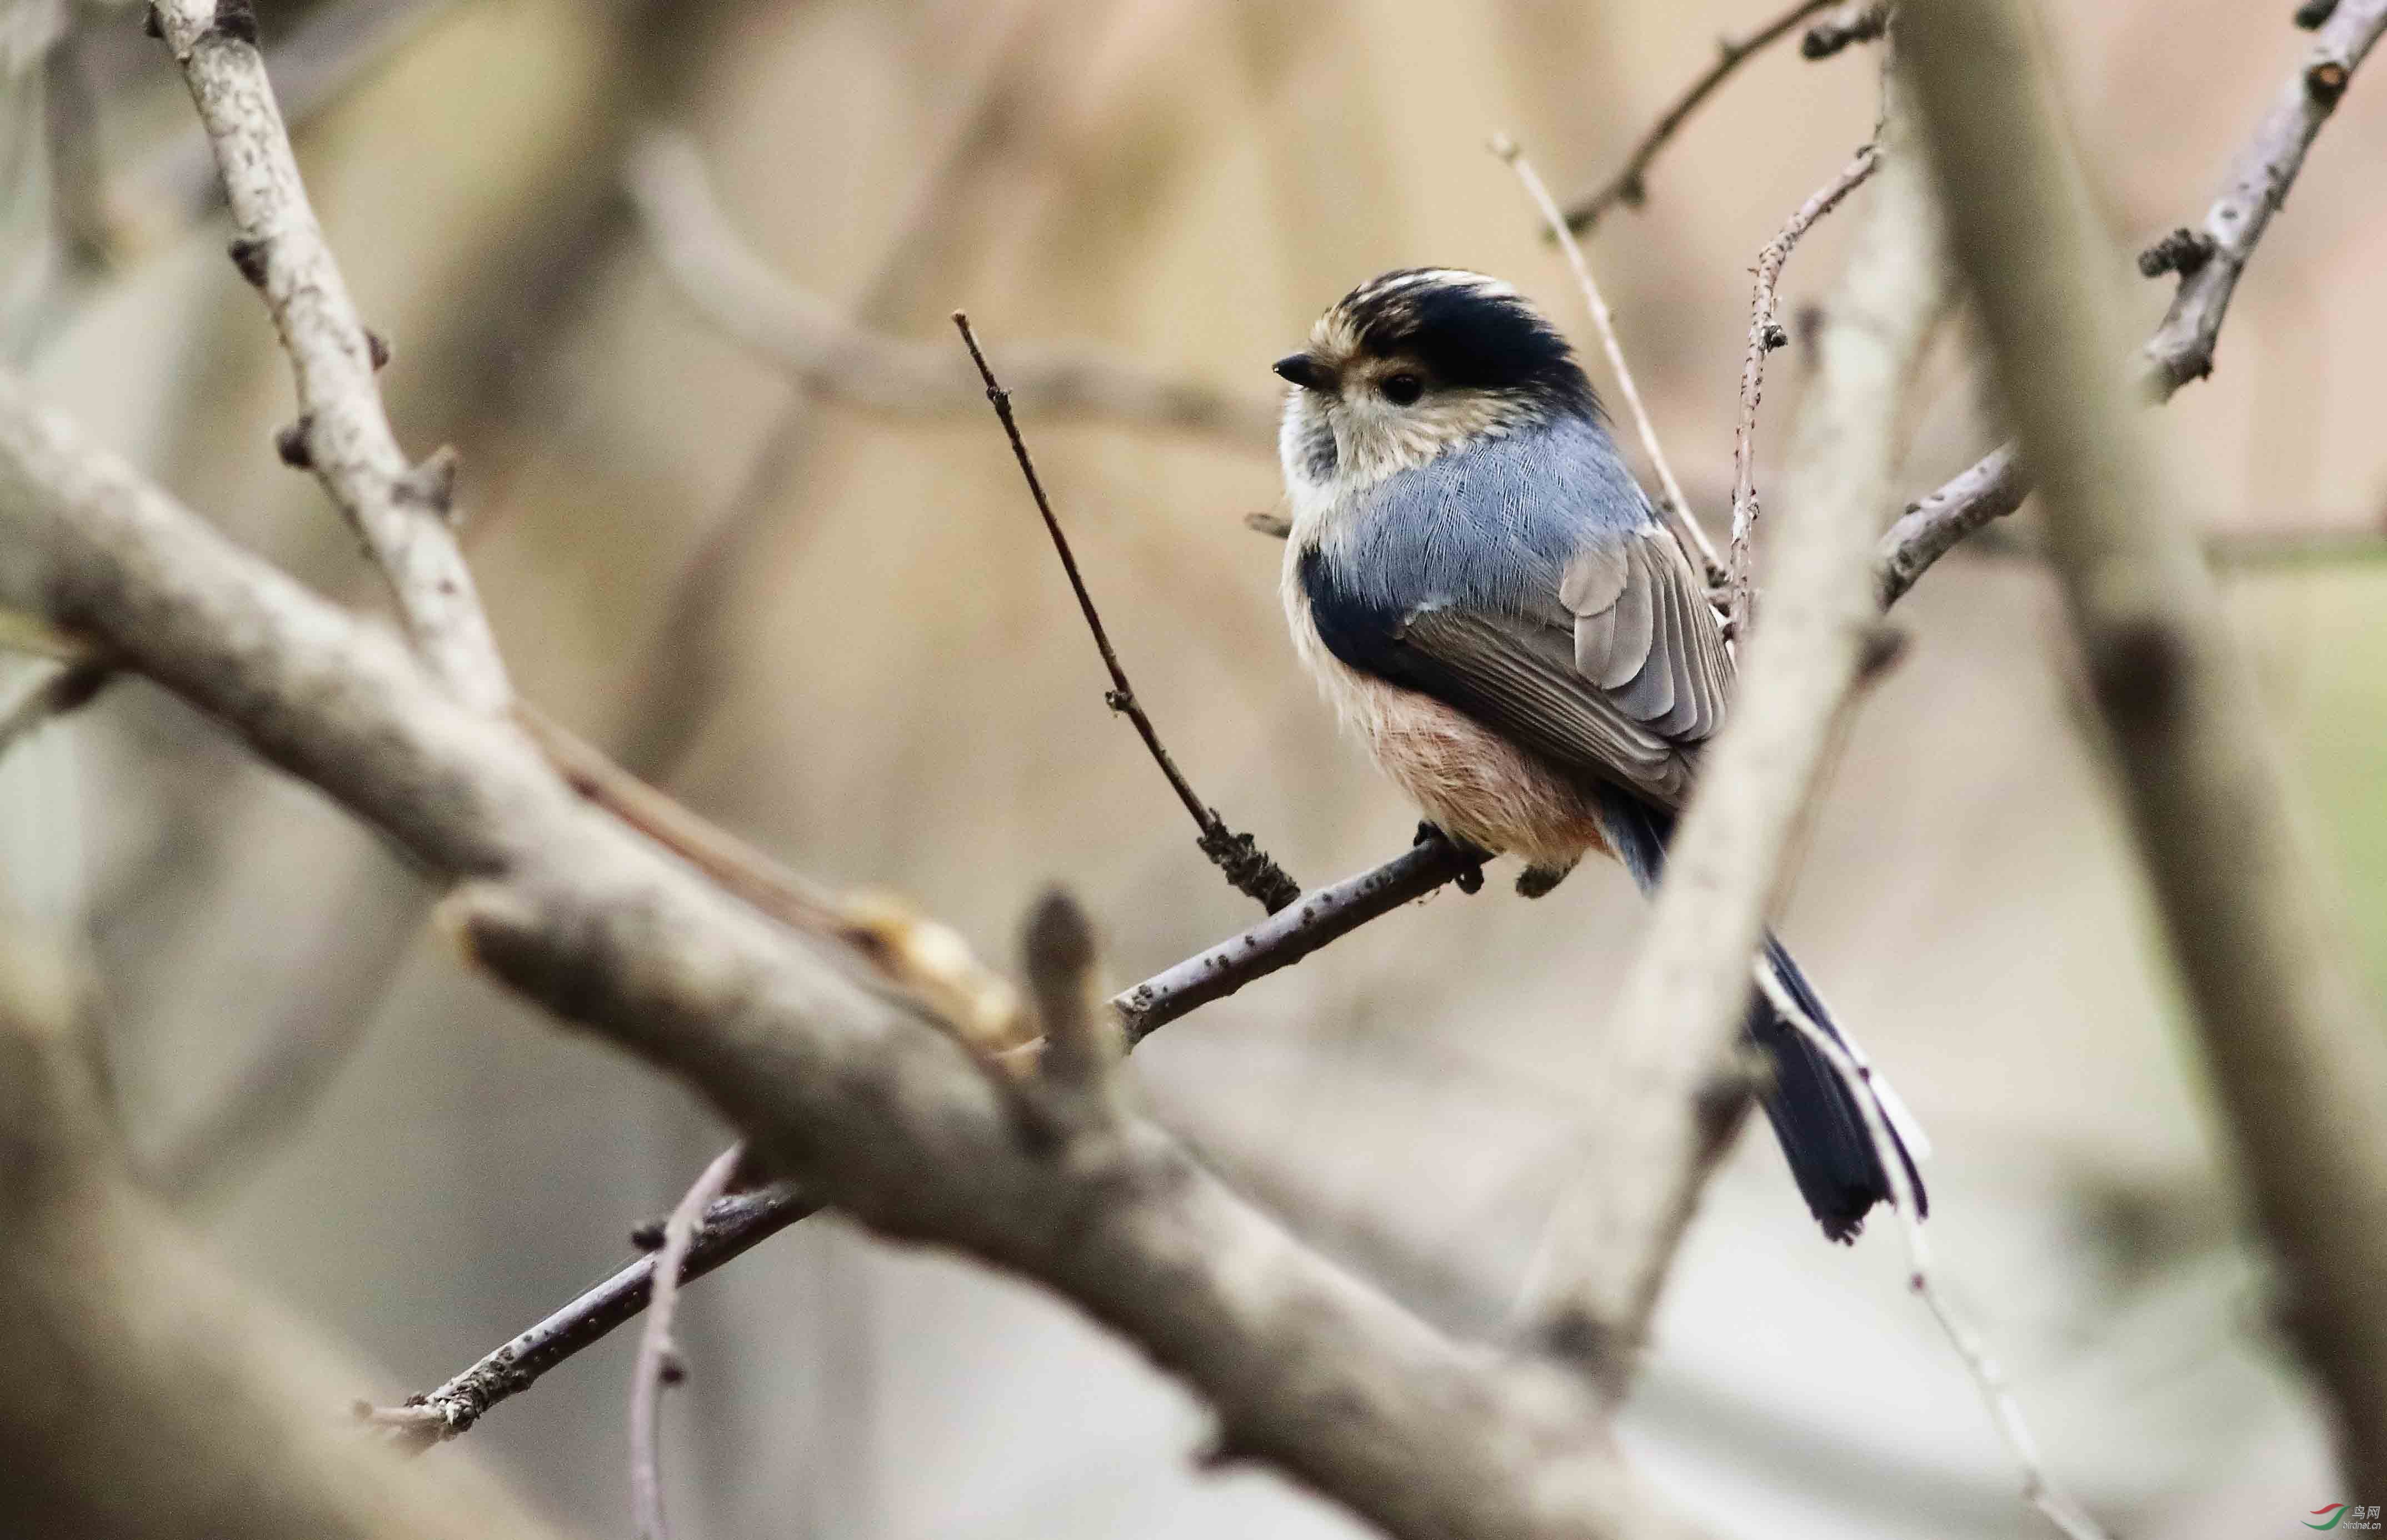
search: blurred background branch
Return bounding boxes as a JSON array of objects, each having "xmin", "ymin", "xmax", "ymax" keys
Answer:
[
  {"xmin": 1904, "ymin": 0, "xmax": 2387, "ymax": 1490},
  {"xmin": 628, "ymin": 131, "xmax": 1279, "ymax": 451}
]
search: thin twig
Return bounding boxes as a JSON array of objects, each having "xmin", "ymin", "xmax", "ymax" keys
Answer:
[
  {"xmin": 1752, "ymin": 967, "xmax": 2109, "ymax": 1540},
  {"xmin": 953, "ymin": 311, "xmax": 1301, "ymax": 914},
  {"xmin": 1558, "ymin": 0, "xmax": 1841, "ymax": 234},
  {"xmin": 625, "ymin": 133, "xmax": 1278, "ymax": 451},
  {"xmin": 149, "ymin": 1, "xmax": 509, "ymax": 714},
  {"xmin": 1728, "ymin": 142, "xmax": 1882, "ymax": 637},
  {"xmin": 630, "ymin": 1142, "xmax": 745, "ymax": 1540},
  {"xmin": 1495, "ymin": 134, "xmax": 1725, "ymax": 584}
]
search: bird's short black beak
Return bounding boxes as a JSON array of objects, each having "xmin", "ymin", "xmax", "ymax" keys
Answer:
[{"xmin": 1273, "ymin": 352, "xmax": 1330, "ymax": 392}]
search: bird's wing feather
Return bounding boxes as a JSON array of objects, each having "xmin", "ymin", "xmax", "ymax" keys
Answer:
[{"xmin": 1391, "ymin": 526, "xmax": 1730, "ymax": 809}]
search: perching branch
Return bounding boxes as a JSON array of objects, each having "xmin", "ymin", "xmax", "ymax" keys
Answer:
[
  {"xmin": 376, "ymin": 835, "xmax": 1477, "ymax": 1445},
  {"xmin": 1728, "ymin": 141, "xmax": 1882, "ymax": 637},
  {"xmin": 1876, "ymin": 0, "xmax": 2387, "ymax": 606},
  {"xmin": 1902, "ymin": 0, "xmax": 2387, "ymax": 1491},
  {"xmin": 1558, "ymin": 0, "xmax": 1845, "ymax": 235},
  {"xmin": 1497, "ymin": 134, "xmax": 1726, "ymax": 583},
  {"xmin": 0, "ymin": 372, "xmax": 1705, "ymax": 1540},
  {"xmin": 955, "ymin": 312, "xmax": 1301, "ymax": 914},
  {"xmin": 149, "ymin": 0, "xmax": 509, "ymax": 714},
  {"xmin": 625, "ymin": 132, "xmax": 1280, "ymax": 452}
]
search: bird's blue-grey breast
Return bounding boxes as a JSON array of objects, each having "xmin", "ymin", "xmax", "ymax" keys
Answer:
[{"xmin": 1303, "ymin": 412, "xmax": 1651, "ymax": 637}]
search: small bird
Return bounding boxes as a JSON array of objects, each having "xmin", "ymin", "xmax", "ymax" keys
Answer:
[{"xmin": 1274, "ymin": 268, "xmax": 1924, "ymax": 1240}]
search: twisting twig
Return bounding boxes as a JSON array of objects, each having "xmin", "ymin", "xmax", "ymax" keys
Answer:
[
  {"xmin": 1728, "ymin": 142, "xmax": 1883, "ymax": 637},
  {"xmin": 625, "ymin": 133, "xmax": 1279, "ymax": 452},
  {"xmin": 1558, "ymin": 0, "xmax": 1840, "ymax": 235},
  {"xmin": 630, "ymin": 1142, "xmax": 745, "ymax": 1540},
  {"xmin": 148, "ymin": 0, "xmax": 508, "ymax": 714},
  {"xmin": 953, "ymin": 312, "xmax": 1301, "ymax": 914},
  {"xmin": 1495, "ymin": 135, "xmax": 1725, "ymax": 585},
  {"xmin": 0, "ymin": 660, "xmax": 112, "ymax": 763},
  {"xmin": 1752, "ymin": 967, "xmax": 2108, "ymax": 1540}
]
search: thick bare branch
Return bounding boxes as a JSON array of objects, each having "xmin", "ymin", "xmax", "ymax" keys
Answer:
[
  {"xmin": 377, "ymin": 835, "xmax": 1477, "ymax": 1444},
  {"xmin": 1903, "ymin": 0, "xmax": 2387, "ymax": 1489},
  {"xmin": 1521, "ymin": 103, "xmax": 1949, "ymax": 1382},
  {"xmin": 150, "ymin": 0, "xmax": 508, "ymax": 713},
  {"xmin": 0, "ymin": 372, "xmax": 1697, "ymax": 1540},
  {"xmin": 624, "ymin": 132, "xmax": 1279, "ymax": 451}
]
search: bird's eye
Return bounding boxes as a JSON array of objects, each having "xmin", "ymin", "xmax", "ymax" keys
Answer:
[{"xmin": 1379, "ymin": 372, "xmax": 1424, "ymax": 406}]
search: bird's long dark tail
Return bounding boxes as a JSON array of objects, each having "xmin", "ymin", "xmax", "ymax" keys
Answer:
[{"xmin": 1592, "ymin": 789, "xmax": 1927, "ymax": 1242}]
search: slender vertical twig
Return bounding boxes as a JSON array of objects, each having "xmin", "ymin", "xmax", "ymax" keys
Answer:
[
  {"xmin": 953, "ymin": 312, "xmax": 1300, "ymax": 913},
  {"xmin": 1495, "ymin": 135, "xmax": 1726, "ymax": 585},
  {"xmin": 1727, "ymin": 142, "xmax": 1882, "ymax": 637},
  {"xmin": 629, "ymin": 1142, "xmax": 746, "ymax": 1540}
]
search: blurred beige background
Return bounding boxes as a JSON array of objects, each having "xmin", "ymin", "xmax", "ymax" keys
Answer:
[{"xmin": 8, "ymin": 1, "xmax": 2387, "ymax": 1536}]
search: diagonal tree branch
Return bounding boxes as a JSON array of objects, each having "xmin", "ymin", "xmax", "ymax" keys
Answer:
[
  {"xmin": 0, "ymin": 371, "xmax": 1705, "ymax": 1540},
  {"xmin": 150, "ymin": 0, "xmax": 509, "ymax": 713}
]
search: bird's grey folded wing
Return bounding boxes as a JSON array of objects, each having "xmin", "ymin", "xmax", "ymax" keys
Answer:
[{"xmin": 1395, "ymin": 527, "xmax": 1730, "ymax": 809}]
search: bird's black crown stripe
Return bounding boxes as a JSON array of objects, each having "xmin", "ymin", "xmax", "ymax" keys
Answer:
[{"xmin": 1340, "ymin": 271, "xmax": 1600, "ymax": 412}]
